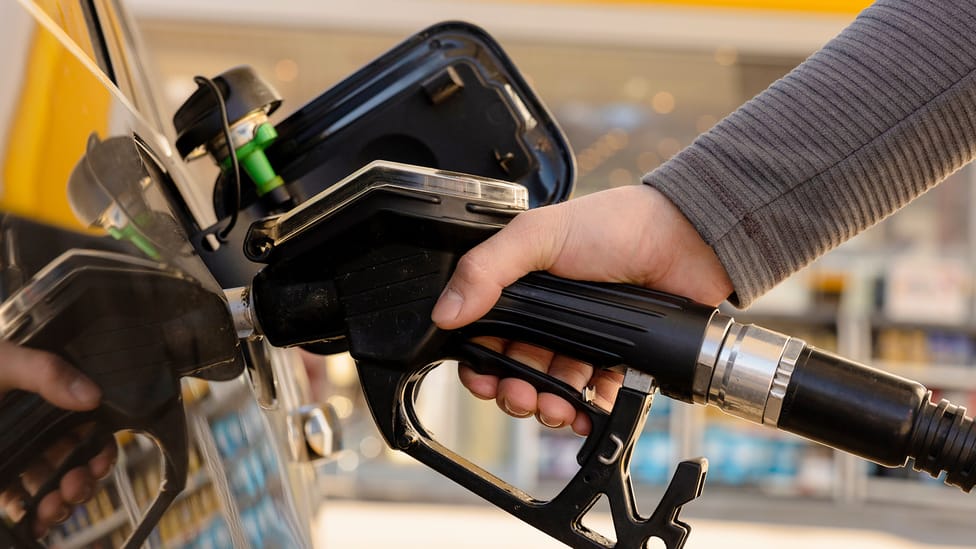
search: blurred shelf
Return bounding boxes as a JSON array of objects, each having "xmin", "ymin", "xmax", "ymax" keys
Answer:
[
  {"xmin": 56, "ymin": 510, "xmax": 127, "ymax": 549},
  {"xmin": 870, "ymin": 315, "xmax": 976, "ymax": 334},
  {"xmin": 56, "ymin": 456, "xmax": 214, "ymax": 548}
]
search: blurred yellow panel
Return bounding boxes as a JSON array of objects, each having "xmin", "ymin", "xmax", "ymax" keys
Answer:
[
  {"xmin": 502, "ymin": 0, "xmax": 872, "ymax": 14},
  {"xmin": 1, "ymin": 22, "xmax": 110, "ymax": 230},
  {"xmin": 32, "ymin": 0, "xmax": 98, "ymax": 62}
]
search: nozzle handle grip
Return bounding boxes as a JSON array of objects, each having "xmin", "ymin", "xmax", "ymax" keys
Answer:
[{"xmin": 467, "ymin": 272, "xmax": 716, "ymax": 401}]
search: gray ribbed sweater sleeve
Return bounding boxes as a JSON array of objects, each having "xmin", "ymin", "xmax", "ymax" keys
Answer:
[{"xmin": 643, "ymin": 0, "xmax": 976, "ymax": 308}]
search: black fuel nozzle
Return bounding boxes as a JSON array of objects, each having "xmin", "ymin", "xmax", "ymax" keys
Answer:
[
  {"xmin": 225, "ymin": 162, "xmax": 976, "ymax": 549},
  {"xmin": 221, "ymin": 162, "xmax": 717, "ymax": 549}
]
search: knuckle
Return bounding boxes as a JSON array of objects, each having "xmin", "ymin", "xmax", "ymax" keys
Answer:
[
  {"xmin": 453, "ymin": 251, "xmax": 493, "ymax": 289},
  {"xmin": 4, "ymin": 503, "xmax": 25, "ymax": 522},
  {"xmin": 456, "ymin": 248, "xmax": 489, "ymax": 276},
  {"xmin": 559, "ymin": 369, "xmax": 591, "ymax": 391},
  {"xmin": 30, "ymin": 352, "xmax": 67, "ymax": 385},
  {"xmin": 0, "ymin": 490, "xmax": 16, "ymax": 509},
  {"xmin": 549, "ymin": 358, "xmax": 594, "ymax": 391}
]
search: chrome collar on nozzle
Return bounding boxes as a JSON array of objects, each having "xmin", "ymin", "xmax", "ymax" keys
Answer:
[
  {"xmin": 224, "ymin": 286, "xmax": 259, "ymax": 339},
  {"xmin": 693, "ymin": 312, "xmax": 805, "ymax": 427}
]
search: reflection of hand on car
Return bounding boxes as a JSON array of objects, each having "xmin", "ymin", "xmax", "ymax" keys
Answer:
[{"xmin": 0, "ymin": 341, "xmax": 118, "ymax": 538}]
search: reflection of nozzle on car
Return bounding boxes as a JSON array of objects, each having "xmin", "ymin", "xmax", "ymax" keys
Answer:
[
  {"xmin": 67, "ymin": 134, "xmax": 161, "ymax": 259},
  {"xmin": 65, "ymin": 134, "xmax": 203, "ymax": 268}
]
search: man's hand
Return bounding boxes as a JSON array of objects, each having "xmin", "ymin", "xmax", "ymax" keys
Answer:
[
  {"xmin": 0, "ymin": 341, "xmax": 117, "ymax": 538},
  {"xmin": 432, "ymin": 184, "xmax": 732, "ymax": 434}
]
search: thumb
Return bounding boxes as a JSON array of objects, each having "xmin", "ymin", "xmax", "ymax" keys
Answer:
[
  {"xmin": 432, "ymin": 206, "xmax": 567, "ymax": 329},
  {"xmin": 0, "ymin": 341, "xmax": 101, "ymax": 410}
]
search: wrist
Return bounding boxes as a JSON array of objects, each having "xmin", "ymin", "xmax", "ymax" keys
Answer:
[{"xmin": 635, "ymin": 184, "xmax": 733, "ymax": 306}]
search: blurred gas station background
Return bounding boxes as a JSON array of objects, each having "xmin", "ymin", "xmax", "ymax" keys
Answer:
[
  {"xmin": 126, "ymin": 1, "xmax": 976, "ymax": 547},
  {"xmin": 19, "ymin": 0, "xmax": 976, "ymax": 546}
]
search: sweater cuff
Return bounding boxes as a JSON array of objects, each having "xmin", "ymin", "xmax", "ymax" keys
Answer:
[{"xmin": 642, "ymin": 160, "xmax": 776, "ymax": 309}]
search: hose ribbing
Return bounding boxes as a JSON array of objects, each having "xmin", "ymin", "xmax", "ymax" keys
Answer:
[{"xmin": 909, "ymin": 397, "xmax": 976, "ymax": 492}]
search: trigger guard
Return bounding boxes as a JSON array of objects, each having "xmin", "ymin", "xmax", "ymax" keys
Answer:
[{"xmin": 356, "ymin": 346, "xmax": 702, "ymax": 548}]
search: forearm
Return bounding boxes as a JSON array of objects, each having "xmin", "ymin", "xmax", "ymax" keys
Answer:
[{"xmin": 644, "ymin": 0, "xmax": 976, "ymax": 307}]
